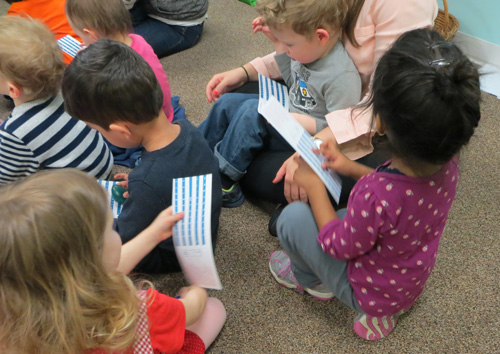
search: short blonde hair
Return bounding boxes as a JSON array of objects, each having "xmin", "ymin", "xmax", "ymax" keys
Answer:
[
  {"xmin": 0, "ymin": 16, "xmax": 65, "ymax": 100},
  {"xmin": 66, "ymin": 0, "xmax": 132, "ymax": 37},
  {"xmin": 0, "ymin": 169, "xmax": 141, "ymax": 353},
  {"xmin": 256, "ymin": 0, "xmax": 350, "ymax": 37}
]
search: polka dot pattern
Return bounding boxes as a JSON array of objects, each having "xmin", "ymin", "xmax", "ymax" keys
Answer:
[{"xmin": 317, "ymin": 159, "xmax": 459, "ymax": 316}]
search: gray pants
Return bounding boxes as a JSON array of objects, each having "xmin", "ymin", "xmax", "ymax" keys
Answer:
[{"xmin": 277, "ymin": 202, "xmax": 364, "ymax": 313}]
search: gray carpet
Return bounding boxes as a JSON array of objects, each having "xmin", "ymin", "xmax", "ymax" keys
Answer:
[{"xmin": 1, "ymin": 0, "xmax": 499, "ymax": 352}]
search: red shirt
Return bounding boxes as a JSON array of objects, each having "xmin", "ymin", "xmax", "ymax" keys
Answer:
[{"xmin": 87, "ymin": 289, "xmax": 204, "ymax": 354}]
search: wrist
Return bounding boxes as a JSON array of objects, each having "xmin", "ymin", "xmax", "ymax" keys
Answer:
[{"xmin": 240, "ymin": 65, "xmax": 250, "ymax": 83}]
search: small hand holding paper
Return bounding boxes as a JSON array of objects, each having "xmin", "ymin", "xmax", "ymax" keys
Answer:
[
  {"xmin": 149, "ymin": 206, "xmax": 184, "ymax": 243},
  {"xmin": 293, "ymin": 154, "xmax": 322, "ymax": 192}
]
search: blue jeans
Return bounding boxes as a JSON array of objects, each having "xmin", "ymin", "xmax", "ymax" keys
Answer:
[
  {"xmin": 198, "ymin": 93, "xmax": 293, "ymax": 181},
  {"xmin": 277, "ymin": 202, "xmax": 364, "ymax": 313},
  {"xmin": 129, "ymin": 4, "xmax": 204, "ymax": 58}
]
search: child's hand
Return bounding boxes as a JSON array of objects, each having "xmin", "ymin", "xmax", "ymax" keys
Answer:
[
  {"xmin": 293, "ymin": 154, "xmax": 322, "ymax": 192},
  {"xmin": 114, "ymin": 173, "xmax": 130, "ymax": 198},
  {"xmin": 177, "ymin": 285, "xmax": 206, "ymax": 299},
  {"xmin": 177, "ymin": 285, "xmax": 208, "ymax": 326},
  {"xmin": 206, "ymin": 67, "xmax": 248, "ymax": 103},
  {"xmin": 317, "ymin": 140, "xmax": 351, "ymax": 175},
  {"xmin": 252, "ymin": 17, "xmax": 279, "ymax": 43},
  {"xmin": 149, "ymin": 206, "xmax": 184, "ymax": 243}
]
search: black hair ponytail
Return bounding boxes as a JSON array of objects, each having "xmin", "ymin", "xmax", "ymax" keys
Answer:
[{"xmin": 369, "ymin": 28, "xmax": 481, "ymax": 167}]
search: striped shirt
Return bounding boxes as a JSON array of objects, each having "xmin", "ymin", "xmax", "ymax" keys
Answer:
[{"xmin": 0, "ymin": 94, "xmax": 113, "ymax": 184}]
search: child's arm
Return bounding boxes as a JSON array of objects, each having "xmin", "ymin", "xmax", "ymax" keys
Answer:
[
  {"xmin": 290, "ymin": 112, "xmax": 317, "ymax": 135},
  {"xmin": 318, "ymin": 141, "xmax": 374, "ymax": 180},
  {"xmin": 293, "ymin": 155, "xmax": 338, "ymax": 229},
  {"xmin": 177, "ymin": 286, "xmax": 208, "ymax": 326},
  {"xmin": 117, "ymin": 207, "xmax": 184, "ymax": 274},
  {"xmin": 206, "ymin": 64, "xmax": 259, "ymax": 102}
]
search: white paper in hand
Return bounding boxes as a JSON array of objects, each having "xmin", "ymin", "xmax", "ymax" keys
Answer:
[
  {"xmin": 257, "ymin": 75, "xmax": 342, "ymax": 203},
  {"xmin": 172, "ymin": 174, "xmax": 222, "ymax": 290}
]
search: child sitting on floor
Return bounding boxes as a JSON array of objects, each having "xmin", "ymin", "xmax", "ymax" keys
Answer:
[
  {"xmin": 65, "ymin": 0, "xmax": 184, "ymax": 167},
  {"xmin": 7, "ymin": 0, "xmax": 82, "ymax": 65},
  {"xmin": 198, "ymin": 0, "xmax": 361, "ymax": 207},
  {"xmin": 0, "ymin": 169, "xmax": 226, "ymax": 353},
  {"xmin": 65, "ymin": 0, "xmax": 175, "ymax": 122},
  {"xmin": 269, "ymin": 28, "xmax": 481, "ymax": 340},
  {"xmin": 62, "ymin": 39, "xmax": 222, "ymax": 274},
  {"xmin": 0, "ymin": 16, "xmax": 112, "ymax": 184}
]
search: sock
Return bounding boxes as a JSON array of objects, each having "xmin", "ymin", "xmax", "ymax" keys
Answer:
[{"xmin": 220, "ymin": 173, "xmax": 235, "ymax": 190}]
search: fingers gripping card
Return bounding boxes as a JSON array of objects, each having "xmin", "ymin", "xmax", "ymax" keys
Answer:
[{"xmin": 172, "ymin": 174, "xmax": 222, "ymax": 290}]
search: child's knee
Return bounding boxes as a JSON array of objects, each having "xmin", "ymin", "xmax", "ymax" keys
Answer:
[{"xmin": 277, "ymin": 202, "xmax": 312, "ymax": 241}]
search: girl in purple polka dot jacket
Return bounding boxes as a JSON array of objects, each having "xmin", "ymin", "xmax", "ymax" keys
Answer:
[{"xmin": 269, "ymin": 28, "xmax": 481, "ymax": 341}]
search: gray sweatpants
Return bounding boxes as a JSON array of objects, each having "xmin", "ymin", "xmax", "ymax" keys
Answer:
[{"xmin": 277, "ymin": 202, "xmax": 364, "ymax": 313}]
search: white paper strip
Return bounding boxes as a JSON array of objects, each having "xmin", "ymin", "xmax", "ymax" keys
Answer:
[
  {"xmin": 172, "ymin": 174, "xmax": 222, "ymax": 290},
  {"xmin": 57, "ymin": 35, "xmax": 82, "ymax": 58}
]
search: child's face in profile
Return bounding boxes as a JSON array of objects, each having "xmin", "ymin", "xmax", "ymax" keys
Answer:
[
  {"xmin": 270, "ymin": 25, "xmax": 332, "ymax": 64},
  {"xmin": 101, "ymin": 208, "xmax": 122, "ymax": 272}
]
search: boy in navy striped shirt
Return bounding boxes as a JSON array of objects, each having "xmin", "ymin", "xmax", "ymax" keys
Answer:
[{"xmin": 0, "ymin": 16, "xmax": 113, "ymax": 184}]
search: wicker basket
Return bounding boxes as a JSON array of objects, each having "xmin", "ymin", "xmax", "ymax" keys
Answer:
[{"xmin": 433, "ymin": 0, "xmax": 460, "ymax": 41}]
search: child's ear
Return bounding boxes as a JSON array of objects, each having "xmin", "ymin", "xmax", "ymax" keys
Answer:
[
  {"xmin": 315, "ymin": 29, "xmax": 330, "ymax": 45},
  {"xmin": 7, "ymin": 81, "xmax": 22, "ymax": 99},
  {"xmin": 375, "ymin": 115, "xmax": 386, "ymax": 136},
  {"xmin": 109, "ymin": 123, "xmax": 132, "ymax": 138},
  {"xmin": 83, "ymin": 28, "xmax": 99, "ymax": 41}
]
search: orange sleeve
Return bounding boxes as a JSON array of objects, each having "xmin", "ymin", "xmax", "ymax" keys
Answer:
[{"xmin": 7, "ymin": 0, "xmax": 81, "ymax": 65}]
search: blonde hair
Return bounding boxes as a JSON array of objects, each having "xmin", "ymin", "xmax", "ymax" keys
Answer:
[
  {"xmin": 0, "ymin": 16, "xmax": 65, "ymax": 100},
  {"xmin": 256, "ymin": 0, "xmax": 350, "ymax": 37},
  {"xmin": 66, "ymin": 0, "xmax": 132, "ymax": 38},
  {"xmin": 0, "ymin": 169, "xmax": 141, "ymax": 354}
]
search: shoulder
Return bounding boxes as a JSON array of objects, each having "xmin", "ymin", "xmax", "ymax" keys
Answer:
[
  {"xmin": 368, "ymin": 0, "xmax": 438, "ymax": 27},
  {"xmin": 325, "ymin": 42, "xmax": 359, "ymax": 74},
  {"xmin": 129, "ymin": 34, "xmax": 155, "ymax": 56}
]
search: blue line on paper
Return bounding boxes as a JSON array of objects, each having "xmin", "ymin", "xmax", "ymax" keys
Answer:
[
  {"xmin": 280, "ymin": 84, "xmax": 287, "ymax": 108},
  {"xmin": 195, "ymin": 175, "xmax": 199, "ymax": 245},
  {"xmin": 259, "ymin": 75, "xmax": 264, "ymax": 99},
  {"xmin": 202, "ymin": 175, "xmax": 206, "ymax": 245}
]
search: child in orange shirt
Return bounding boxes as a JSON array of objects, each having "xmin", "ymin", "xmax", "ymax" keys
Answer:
[{"xmin": 8, "ymin": 0, "xmax": 82, "ymax": 64}]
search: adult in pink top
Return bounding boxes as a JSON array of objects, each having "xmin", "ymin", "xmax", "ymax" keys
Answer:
[
  {"xmin": 130, "ymin": 33, "xmax": 174, "ymax": 122},
  {"xmin": 205, "ymin": 0, "xmax": 438, "ymax": 206}
]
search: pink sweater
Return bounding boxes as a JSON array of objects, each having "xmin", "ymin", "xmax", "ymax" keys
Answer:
[
  {"xmin": 250, "ymin": 0, "xmax": 438, "ymax": 159},
  {"xmin": 130, "ymin": 34, "xmax": 174, "ymax": 122},
  {"xmin": 318, "ymin": 160, "xmax": 458, "ymax": 316}
]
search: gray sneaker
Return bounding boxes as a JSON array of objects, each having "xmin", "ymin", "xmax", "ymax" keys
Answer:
[
  {"xmin": 269, "ymin": 250, "xmax": 334, "ymax": 300},
  {"xmin": 222, "ymin": 183, "xmax": 245, "ymax": 208}
]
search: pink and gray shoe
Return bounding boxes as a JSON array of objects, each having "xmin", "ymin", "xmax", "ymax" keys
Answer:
[
  {"xmin": 353, "ymin": 312, "xmax": 401, "ymax": 340},
  {"xmin": 269, "ymin": 250, "xmax": 334, "ymax": 301}
]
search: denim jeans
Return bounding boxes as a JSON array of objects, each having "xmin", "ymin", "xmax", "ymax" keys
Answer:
[
  {"xmin": 277, "ymin": 202, "xmax": 364, "ymax": 313},
  {"xmin": 129, "ymin": 4, "xmax": 204, "ymax": 58},
  {"xmin": 198, "ymin": 93, "xmax": 293, "ymax": 182}
]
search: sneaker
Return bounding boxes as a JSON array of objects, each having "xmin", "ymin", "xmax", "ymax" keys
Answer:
[
  {"xmin": 269, "ymin": 250, "xmax": 334, "ymax": 301},
  {"xmin": 268, "ymin": 203, "xmax": 286, "ymax": 237},
  {"xmin": 222, "ymin": 183, "xmax": 245, "ymax": 208},
  {"xmin": 353, "ymin": 313, "xmax": 400, "ymax": 340}
]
